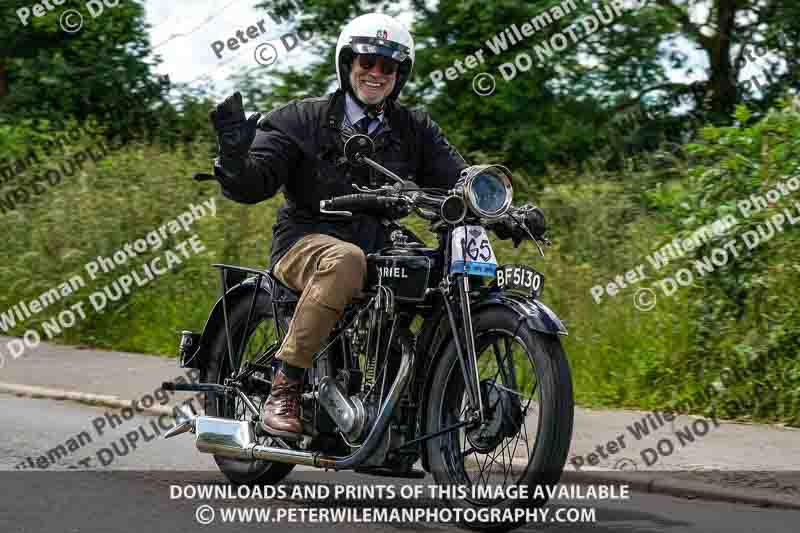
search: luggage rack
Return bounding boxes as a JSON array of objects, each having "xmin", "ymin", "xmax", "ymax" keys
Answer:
[
  {"xmin": 214, "ymin": 263, "xmax": 272, "ymax": 380},
  {"xmin": 169, "ymin": 263, "xmax": 287, "ymax": 397}
]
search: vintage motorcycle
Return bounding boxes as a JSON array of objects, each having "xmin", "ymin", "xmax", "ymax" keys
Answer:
[{"xmin": 167, "ymin": 132, "xmax": 574, "ymax": 531}]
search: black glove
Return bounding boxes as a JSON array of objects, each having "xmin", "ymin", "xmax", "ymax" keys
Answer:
[
  {"xmin": 516, "ymin": 204, "xmax": 546, "ymax": 239},
  {"xmin": 490, "ymin": 205, "xmax": 546, "ymax": 247},
  {"xmin": 489, "ymin": 216, "xmax": 514, "ymax": 241},
  {"xmin": 209, "ymin": 91, "xmax": 261, "ymax": 159},
  {"xmin": 385, "ymin": 202, "xmax": 413, "ymax": 221},
  {"xmin": 194, "ymin": 92, "xmax": 260, "ymax": 183}
]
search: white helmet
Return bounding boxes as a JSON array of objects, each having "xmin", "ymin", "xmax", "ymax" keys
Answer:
[{"xmin": 335, "ymin": 13, "xmax": 415, "ymax": 102}]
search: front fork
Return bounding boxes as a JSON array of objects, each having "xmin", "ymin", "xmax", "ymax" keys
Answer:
[{"xmin": 443, "ymin": 274, "xmax": 485, "ymax": 424}]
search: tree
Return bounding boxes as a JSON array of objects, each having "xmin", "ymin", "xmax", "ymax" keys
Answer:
[
  {"xmin": 241, "ymin": 0, "xmax": 800, "ymax": 176},
  {"xmin": 649, "ymin": 0, "xmax": 800, "ymax": 120},
  {"xmin": 0, "ymin": 0, "xmax": 166, "ymax": 135}
]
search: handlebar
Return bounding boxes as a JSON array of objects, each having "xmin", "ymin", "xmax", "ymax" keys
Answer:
[
  {"xmin": 319, "ymin": 190, "xmax": 546, "ymax": 246},
  {"xmin": 320, "ymin": 194, "xmax": 403, "ymax": 213}
]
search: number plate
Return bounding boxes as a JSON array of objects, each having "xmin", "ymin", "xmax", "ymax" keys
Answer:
[
  {"xmin": 495, "ymin": 264, "xmax": 545, "ymax": 298},
  {"xmin": 450, "ymin": 226, "xmax": 498, "ymax": 277}
]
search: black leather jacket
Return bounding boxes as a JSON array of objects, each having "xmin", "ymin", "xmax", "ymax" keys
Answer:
[{"xmin": 213, "ymin": 89, "xmax": 467, "ymax": 266}]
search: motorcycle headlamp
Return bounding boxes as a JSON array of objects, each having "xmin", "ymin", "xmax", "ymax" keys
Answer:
[{"xmin": 460, "ymin": 165, "xmax": 514, "ymax": 219}]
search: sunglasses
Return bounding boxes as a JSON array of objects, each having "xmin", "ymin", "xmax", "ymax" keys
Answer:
[{"xmin": 356, "ymin": 54, "xmax": 399, "ymax": 75}]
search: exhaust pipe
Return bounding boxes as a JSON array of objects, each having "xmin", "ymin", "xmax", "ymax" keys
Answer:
[
  {"xmin": 192, "ymin": 416, "xmax": 319, "ymax": 466},
  {"xmin": 190, "ymin": 337, "xmax": 414, "ymax": 469},
  {"xmin": 195, "ymin": 417, "xmax": 257, "ymax": 460}
]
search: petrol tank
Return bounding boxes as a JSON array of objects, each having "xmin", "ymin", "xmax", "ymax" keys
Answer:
[{"xmin": 365, "ymin": 246, "xmax": 441, "ymax": 301}]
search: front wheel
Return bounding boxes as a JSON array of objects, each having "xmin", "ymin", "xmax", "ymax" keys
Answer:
[{"xmin": 426, "ymin": 307, "xmax": 574, "ymax": 532}]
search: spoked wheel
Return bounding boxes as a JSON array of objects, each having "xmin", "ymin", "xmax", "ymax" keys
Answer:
[
  {"xmin": 426, "ymin": 308, "xmax": 574, "ymax": 532},
  {"xmin": 204, "ymin": 292, "xmax": 296, "ymax": 485}
]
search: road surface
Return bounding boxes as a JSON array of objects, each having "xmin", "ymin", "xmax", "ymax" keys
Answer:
[{"xmin": 1, "ymin": 394, "xmax": 797, "ymax": 532}]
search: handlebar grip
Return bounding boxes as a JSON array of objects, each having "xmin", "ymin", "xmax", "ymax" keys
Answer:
[
  {"xmin": 489, "ymin": 206, "xmax": 546, "ymax": 241},
  {"xmin": 322, "ymin": 194, "xmax": 394, "ymax": 212},
  {"xmin": 486, "ymin": 215, "xmax": 515, "ymax": 234}
]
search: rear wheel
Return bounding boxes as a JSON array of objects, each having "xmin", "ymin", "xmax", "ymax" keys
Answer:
[
  {"xmin": 204, "ymin": 291, "xmax": 296, "ymax": 485},
  {"xmin": 426, "ymin": 307, "xmax": 574, "ymax": 532}
]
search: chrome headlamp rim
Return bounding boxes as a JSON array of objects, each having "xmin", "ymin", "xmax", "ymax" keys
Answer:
[{"xmin": 460, "ymin": 164, "xmax": 514, "ymax": 219}]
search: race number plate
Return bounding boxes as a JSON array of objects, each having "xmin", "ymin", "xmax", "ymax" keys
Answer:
[
  {"xmin": 495, "ymin": 264, "xmax": 545, "ymax": 298},
  {"xmin": 450, "ymin": 226, "xmax": 498, "ymax": 277}
]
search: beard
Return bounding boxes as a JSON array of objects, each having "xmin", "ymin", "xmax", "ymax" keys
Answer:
[{"xmin": 349, "ymin": 70, "xmax": 394, "ymax": 106}]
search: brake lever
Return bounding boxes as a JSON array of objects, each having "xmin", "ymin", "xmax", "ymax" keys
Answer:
[
  {"xmin": 319, "ymin": 200, "xmax": 353, "ymax": 217},
  {"xmin": 352, "ymin": 184, "xmax": 392, "ymax": 194},
  {"xmin": 320, "ymin": 207, "xmax": 353, "ymax": 217},
  {"xmin": 532, "ymin": 238, "xmax": 545, "ymax": 257}
]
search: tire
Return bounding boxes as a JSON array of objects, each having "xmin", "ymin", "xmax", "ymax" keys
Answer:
[
  {"xmin": 425, "ymin": 307, "xmax": 574, "ymax": 532},
  {"xmin": 204, "ymin": 291, "xmax": 296, "ymax": 485}
]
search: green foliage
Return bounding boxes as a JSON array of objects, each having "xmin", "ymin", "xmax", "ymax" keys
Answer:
[
  {"xmin": 247, "ymin": 0, "xmax": 800, "ymax": 176},
  {"xmin": 634, "ymin": 99, "xmax": 800, "ymax": 424},
  {"xmin": 0, "ymin": 131, "xmax": 280, "ymax": 355},
  {"xmin": 1, "ymin": 0, "xmax": 161, "ymax": 126},
  {"xmin": 0, "ymin": 0, "xmax": 219, "ymax": 153}
]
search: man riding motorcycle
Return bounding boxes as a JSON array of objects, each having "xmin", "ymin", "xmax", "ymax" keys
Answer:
[{"xmin": 201, "ymin": 13, "xmax": 469, "ymax": 439}]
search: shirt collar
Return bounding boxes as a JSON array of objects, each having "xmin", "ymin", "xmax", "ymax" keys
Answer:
[{"xmin": 344, "ymin": 92, "xmax": 384, "ymax": 128}]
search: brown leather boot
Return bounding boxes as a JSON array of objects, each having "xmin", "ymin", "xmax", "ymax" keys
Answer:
[{"xmin": 260, "ymin": 369, "xmax": 303, "ymax": 439}]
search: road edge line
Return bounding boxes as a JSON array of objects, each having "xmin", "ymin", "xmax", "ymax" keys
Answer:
[
  {"xmin": 0, "ymin": 381, "xmax": 177, "ymax": 417},
  {"xmin": 560, "ymin": 468, "xmax": 800, "ymax": 511}
]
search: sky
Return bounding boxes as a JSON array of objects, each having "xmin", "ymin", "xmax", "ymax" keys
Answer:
[
  {"xmin": 145, "ymin": 0, "xmax": 321, "ymax": 96},
  {"xmin": 143, "ymin": 0, "xmax": 416, "ymax": 99},
  {"xmin": 142, "ymin": 0, "xmax": 776, "ymax": 103}
]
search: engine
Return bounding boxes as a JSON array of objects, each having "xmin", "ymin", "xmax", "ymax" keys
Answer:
[
  {"xmin": 317, "ymin": 241, "xmax": 434, "ymax": 463},
  {"xmin": 318, "ymin": 290, "xmax": 392, "ymax": 445}
]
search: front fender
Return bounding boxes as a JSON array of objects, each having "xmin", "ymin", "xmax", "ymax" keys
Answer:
[
  {"xmin": 418, "ymin": 289, "xmax": 565, "ymax": 472},
  {"xmin": 472, "ymin": 289, "xmax": 568, "ymax": 336},
  {"xmin": 181, "ymin": 276, "xmax": 275, "ymax": 372}
]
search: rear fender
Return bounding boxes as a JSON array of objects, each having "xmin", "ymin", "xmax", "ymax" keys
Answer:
[{"xmin": 180, "ymin": 276, "xmax": 276, "ymax": 372}]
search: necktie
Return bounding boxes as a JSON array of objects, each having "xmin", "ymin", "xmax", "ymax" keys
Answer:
[{"xmin": 353, "ymin": 116, "xmax": 371, "ymax": 135}]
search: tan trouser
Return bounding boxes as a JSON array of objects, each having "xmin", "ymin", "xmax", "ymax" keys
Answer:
[{"xmin": 272, "ymin": 234, "xmax": 367, "ymax": 368}]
